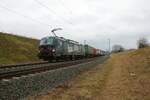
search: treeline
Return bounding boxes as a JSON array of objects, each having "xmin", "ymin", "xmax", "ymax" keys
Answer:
[{"xmin": 112, "ymin": 37, "xmax": 149, "ymax": 53}]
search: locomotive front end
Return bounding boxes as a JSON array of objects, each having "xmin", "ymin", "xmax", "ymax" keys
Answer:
[{"xmin": 38, "ymin": 37, "xmax": 56, "ymax": 61}]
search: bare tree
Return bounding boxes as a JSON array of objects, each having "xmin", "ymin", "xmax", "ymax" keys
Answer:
[
  {"xmin": 112, "ymin": 45, "xmax": 124, "ymax": 53},
  {"xmin": 137, "ymin": 37, "xmax": 148, "ymax": 48}
]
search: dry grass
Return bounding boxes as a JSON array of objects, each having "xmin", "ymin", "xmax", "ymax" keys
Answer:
[
  {"xmin": 27, "ymin": 58, "xmax": 113, "ymax": 100},
  {"xmin": 28, "ymin": 47, "xmax": 150, "ymax": 100},
  {"xmin": 0, "ymin": 32, "xmax": 40, "ymax": 65}
]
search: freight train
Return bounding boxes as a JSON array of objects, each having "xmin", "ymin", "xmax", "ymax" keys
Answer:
[{"xmin": 38, "ymin": 36, "xmax": 106, "ymax": 61}]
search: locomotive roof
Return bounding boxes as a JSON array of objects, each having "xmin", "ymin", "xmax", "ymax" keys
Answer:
[{"xmin": 43, "ymin": 36, "xmax": 79, "ymax": 44}]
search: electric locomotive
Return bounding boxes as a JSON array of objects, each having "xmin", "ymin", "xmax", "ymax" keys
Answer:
[
  {"xmin": 38, "ymin": 36, "xmax": 85, "ymax": 61},
  {"xmin": 38, "ymin": 31, "xmax": 106, "ymax": 61}
]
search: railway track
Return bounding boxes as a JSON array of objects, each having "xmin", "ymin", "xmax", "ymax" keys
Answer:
[
  {"xmin": 0, "ymin": 61, "xmax": 49, "ymax": 69},
  {"xmin": 0, "ymin": 57, "xmax": 100, "ymax": 80}
]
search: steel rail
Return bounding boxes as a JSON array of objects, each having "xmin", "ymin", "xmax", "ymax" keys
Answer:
[
  {"xmin": 0, "ymin": 57, "xmax": 100, "ymax": 80},
  {"xmin": 0, "ymin": 61, "xmax": 49, "ymax": 69}
]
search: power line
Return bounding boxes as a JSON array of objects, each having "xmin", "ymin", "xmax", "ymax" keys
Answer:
[
  {"xmin": 34, "ymin": 0, "xmax": 88, "ymax": 34},
  {"xmin": 56, "ymin": 0, "xmax": 74, "ymax": 22},
  {"xmin": 34, "ymin": 0, "xmax": 73, "ymax": 25},
  {"xmin": 58, "ymin": 0, "xmax": 72, "ymax": 15},
  {"xmin": 0, "ymin": 1, "xmax": 87, "ymax": 36},
  {"xmin": 0, "ymin": 3, "xmax": 51, "ymax": 27}
]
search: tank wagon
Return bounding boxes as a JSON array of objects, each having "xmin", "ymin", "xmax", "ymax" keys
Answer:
[{"xmin": 38, "ymin": 36, "xmax": 105, "ymax": 61}]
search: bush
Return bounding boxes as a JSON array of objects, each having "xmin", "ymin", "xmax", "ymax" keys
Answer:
[
  {"xmin": 137, "ymin": 37, "xmax": 148, "ymax": 49},
  {"xmin": 112, "ymin": 45, "xmax": 124, "ymax": 53}
]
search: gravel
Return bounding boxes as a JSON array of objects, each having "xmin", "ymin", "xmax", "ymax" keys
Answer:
[{"xmin": 0, "ymin": 56, "xmax": 108, "ymax": 100}]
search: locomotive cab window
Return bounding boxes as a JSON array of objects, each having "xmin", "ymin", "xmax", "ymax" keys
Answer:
[{"xmin": 40, "ymin": 37, "xmax": 54, "ymax": 45}]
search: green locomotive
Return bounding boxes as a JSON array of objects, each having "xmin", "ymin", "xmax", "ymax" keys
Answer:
[{"xmin": 38, "ymin": 36, "xmax": 103, "ymax": 61}]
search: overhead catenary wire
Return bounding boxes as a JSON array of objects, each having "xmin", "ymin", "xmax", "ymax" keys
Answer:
[
  {"xmin": 0, "ymin": 0, "xmax": 87, "ymax": 36},
  {"xmin": 54, "ymin": 0, "xmax": 89, "ymax": 34},
  {"xmin": 58, "ymin": 0, "xmax": 73, "ymax": 15},
  {"xmin": 56, "ymin": 0, "xmax": 74, "ymax": 22},
  {"xmin": 0, "ymin": 3, "xmax": 52, "ymax": 28},
  {"xmin": 34, "ymin": 0, "xmax": 73, "ymax": 25}
]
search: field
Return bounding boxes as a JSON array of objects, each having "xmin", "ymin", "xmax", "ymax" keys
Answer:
[
  {"xmin": 0, "ymin": 32, "xmax": 40, "ymax": 65},
  {"xmin": 28, "ymin": 47, "xmax": 150, "ymax": 100}
]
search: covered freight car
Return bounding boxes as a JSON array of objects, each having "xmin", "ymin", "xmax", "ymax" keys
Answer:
[
  {"xmin": 96, "ymin": 49, "xmax": 101, "ymax": 56},
  {"xmin": 84, "ymin": 45, "xmax": 97, "ymax": 57}
]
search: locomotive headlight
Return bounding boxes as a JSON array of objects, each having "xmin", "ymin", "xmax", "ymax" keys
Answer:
[{"xmin": 52, "ymin": 49, "xmax": 55, "ymax": 52}]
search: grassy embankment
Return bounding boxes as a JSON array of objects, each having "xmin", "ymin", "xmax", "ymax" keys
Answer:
[
  {"xmin": 0, "ymin": 32, "xmax": 40, "ymax": 65},
  {"xmin": 28, "ymin": 47, "xmax": 150, "ymax": 100}
]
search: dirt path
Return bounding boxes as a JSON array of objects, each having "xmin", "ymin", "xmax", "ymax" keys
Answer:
[
  {"xmin": 100, "ymin": 55, "xmax": 133, "ymax": 100},
  {"xmin": 100, "ymin": 50, "xmax": 150, "ymax": 100}
]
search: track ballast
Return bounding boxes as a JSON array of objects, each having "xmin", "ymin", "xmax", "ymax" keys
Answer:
[{"xmin": 0, "ymin": 57, "xmax": 100, "ymax": 80}]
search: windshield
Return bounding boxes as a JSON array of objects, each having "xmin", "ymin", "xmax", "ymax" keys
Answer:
[{"xmin": 40, "ymin": 37, "xmax": 54, "ymax": 45}]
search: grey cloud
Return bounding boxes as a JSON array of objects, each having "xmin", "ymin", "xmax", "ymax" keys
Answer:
[{"xmin": 0, "ymin": 0, "xmax": 150, "ymax": 50}]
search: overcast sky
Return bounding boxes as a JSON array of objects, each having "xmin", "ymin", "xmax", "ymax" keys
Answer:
[{"xmin": 0, "ymin": 0, "xmax": 150, "ymax": 50}]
